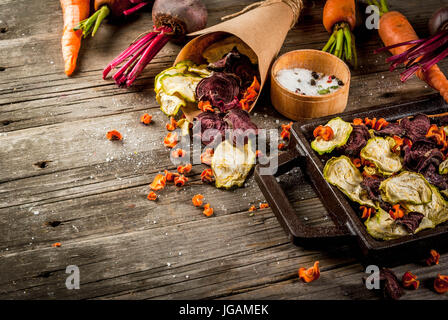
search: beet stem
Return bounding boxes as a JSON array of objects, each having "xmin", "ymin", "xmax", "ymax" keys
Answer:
[
  {"xmin": 374, "ymin": 39, "xmax": 424, "ymax": 54},
  {"xmin": 123, "ymin": 2, "xmax": 149, "ymax": 16},
  {"xmin": 125, "ymin": 31, "xmax": 171, "ymax": 86},
  {"xmin": 103, "ymin": 31, "xmax": 158, "ymax": 79},
  {"xmin": 104, "ymin": 26, "xmax": 172, "ymax": 87},
  {"xmin": 112, "ymin": 41, "xmax": 152, "ymax": 83}
]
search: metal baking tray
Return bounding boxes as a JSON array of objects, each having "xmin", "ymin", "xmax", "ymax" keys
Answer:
[{"xmin": 255, "ymin": 94, "xmax": 448, "ymax": 265}]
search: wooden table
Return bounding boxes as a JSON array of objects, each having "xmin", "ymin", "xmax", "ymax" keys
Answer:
[{"xmin": 1, "ymin": 0, "xmax": 447, "ymax": 300}]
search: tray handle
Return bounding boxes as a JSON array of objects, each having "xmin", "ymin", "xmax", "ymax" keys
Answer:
[{"xmin": 255, "ymin": 148, "xmax": 353, "ymax": 246}]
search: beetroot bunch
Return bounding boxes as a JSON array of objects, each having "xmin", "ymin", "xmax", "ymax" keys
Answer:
[{"xmin": 103, "ymin": 0, "xmax": 208, "ymax": 87}]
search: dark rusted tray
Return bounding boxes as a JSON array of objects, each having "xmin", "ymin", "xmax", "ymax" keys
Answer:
[{"xmin": 255, "ymin": 94, "xmax": 448, "ymax": 265}]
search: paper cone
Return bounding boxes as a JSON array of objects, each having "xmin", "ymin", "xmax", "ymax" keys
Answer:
[{"xmin": 174, "ymin": 1, "xmax": 296, "ymax": 120}]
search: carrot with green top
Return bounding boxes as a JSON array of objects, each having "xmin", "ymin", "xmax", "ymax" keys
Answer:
[
  {"xmin": 60, "ymin": 0, "xmax": 90, "ymax": 76},
  {"xmin": 322, "ymin": 0, "xmax": 357, "ymax": 67}
]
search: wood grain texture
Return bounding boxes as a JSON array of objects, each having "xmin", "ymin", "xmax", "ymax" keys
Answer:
[{"xmin": 0, "ymin": 0, "xmax": 448, "ymax": 300}]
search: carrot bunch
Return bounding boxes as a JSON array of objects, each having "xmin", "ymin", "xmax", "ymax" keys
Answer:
[
  {"xmin": 322, "ymin": 0, "xmax": 357, "ymax": 67},
  {"xmin": 373, "ymin": 0, "xmax": 448, "ymax": 102}
]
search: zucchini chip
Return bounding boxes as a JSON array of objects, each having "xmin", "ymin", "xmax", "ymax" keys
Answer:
[
  {"xmin": 160, "ymin": 73, "xmax": 202, "ymax": 103},
  {"xmin": 360, "ymin": 137, "xmax": 402, "ymax": 176},
  {"xmin": 323, "ymin": 156, "xmax": 375, "ymax": 207},
  {"xmin": 439, "ymin": 158, "xmax": 448, "ymax": 175},
  {"xmin": 311, "ymin": 117, "xmax": 353, "ymax": 155},
  {"xmin": 404, "ymin": 185, "xmax": 448, "ymax": 228},
  {"xmin": 211, "ymin": 140, "xmax": 256, "ymax": 189},
  {"xmin": 156, "ymin": 91, "xmax": 186, "ymax": 117},
  {"xmin": 365, "ymin": 209, "xmax": 409, "ymax": 240},
  {"xmin": 380, "ymin": 171, "xmax": 433, "ymax": 205}
]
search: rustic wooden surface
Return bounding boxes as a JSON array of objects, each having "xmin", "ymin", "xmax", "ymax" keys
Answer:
[{"xmin": 1, "ymin": 0, "xmax": 448, "ymax": 300}]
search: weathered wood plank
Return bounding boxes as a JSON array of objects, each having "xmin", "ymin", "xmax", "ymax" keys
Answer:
[{"xmin": 1, "ymin": 0, "xmax": 448, "ymax": 300}]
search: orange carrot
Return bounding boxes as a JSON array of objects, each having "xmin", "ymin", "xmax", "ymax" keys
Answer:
[
  {"xmin": 203, "ymin": 203, "xmax": 214, "ymax": 217},
  {"xmin": 298, "ymin": 261, "xmax": 320, "ymax": 283},
  {"xmin": 166, "ymin": 117, "xmax": 178, "ymax": 131},
  {"xmin": 200, "ymin": 148, "xmax": 214, "ymax": 165},
  {"xmin": 200, "ymin": 169, "xmax": 214, "ymax": 183},
  {"xmin": 426, "ymin": 249, "xmax": 440, "ymax": 266},
  {"xmin": 147, "ymin": 192, "xmax": 157, "ymax": 201},
  {"xmin": 389, "ymin": 204, "xmax": 405, "ymax": 220},
  {"xmin": 259, "ymin": 203, "xmax": 269, "ymax": 209},
  {"xmin": 313, "ymin": 125, "xmax": 334, "ymax": 141},
  {"xmin": 177, "ymin": 163, "xmax": 192, "ymax": 175},
  {"xmin": 60, "ymin": 0, "xmax": 90, "ymax": 76},
  {"xmin": 323, "ymin": 0, "xmax": 356, "ymax": 33},
  {"xmin": 322, "ymin": 0, "xmax": 357, "ymax": 65},
  {"xmin": 106, "ymin": 130, "xmax": 123, "ymax": 140},
  {"xmin": 140, "ymin": 113, "xmax": 152, "ymax": 125},
  {"xmin": 192, "ymin": 194, "xmax": 204, "ymax": 207},
  {"xmin": 434, "ymin": 274, "xmax": 448, "ymax": 294},
  {"xmin": 402, "ymin": 271, "xmax": 419, "ymax": 290},
  {"xmin": 378, "ymin": 9, "xmax": 448, "ymax": 102},
  {"xmin": 150, "ymin": 174, "xmax": 166, "ymax": 191}
]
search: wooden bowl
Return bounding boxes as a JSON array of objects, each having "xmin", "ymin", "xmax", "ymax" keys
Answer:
[{"xmin": 270, "ymin": 49, "xmax": 351, "ymax": 120}]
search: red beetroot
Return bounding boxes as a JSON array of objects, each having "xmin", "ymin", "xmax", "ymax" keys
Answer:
[{"xmin": 104, "ymin": 0, "xmax": 207, "ymax": 87}]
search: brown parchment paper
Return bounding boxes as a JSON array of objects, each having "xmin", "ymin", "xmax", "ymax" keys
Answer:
[{"xmin": 174, "ymin": 1, "xmax": 297, "ymax": 120}]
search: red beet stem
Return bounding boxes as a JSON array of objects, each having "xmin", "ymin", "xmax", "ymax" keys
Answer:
[
  {"xmin": 125, "ymin": 32, "xmax": 171, "ymax": 86},
  {"xmin": 386, "ymin": 33, "xmax": 448, "ymax": 71},
  {"xmin": 123, "ymin": 2, "xmax": 149, "ymax": 16},
  {"xmin": 374, "ymin": 39, "xmax": 424, "ymax": 54},
  {"xmin": 421, "ymin": 47, "xmax": 448, "ymax": 72},
  {"xmin": 103, "ymin": 31, "xmax": 158, "ymax": 79},
  {"xmin": 104, "ymin": 26, "xmax": 172, "ymax": 87},
  {"xmin": 112, "ymin": 41, "xmax": 152, "ymax": 83}
]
